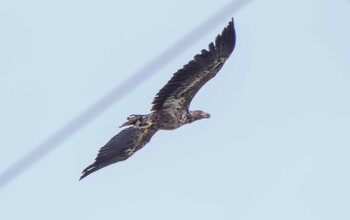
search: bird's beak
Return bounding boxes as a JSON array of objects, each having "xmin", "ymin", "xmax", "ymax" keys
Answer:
[{"xmin": 202, "ymin": 112, "xmax": 211, "ymax": 119}]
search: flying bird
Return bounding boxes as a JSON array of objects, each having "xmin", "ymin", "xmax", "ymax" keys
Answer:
[{"xmin": 80, "ymin": 18, "xmax": 236, "ymax": 180}]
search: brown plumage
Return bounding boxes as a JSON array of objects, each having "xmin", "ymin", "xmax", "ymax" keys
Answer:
[{"xmin": 80, "ymin": 18, "xmax": 236, "ymax": 180}]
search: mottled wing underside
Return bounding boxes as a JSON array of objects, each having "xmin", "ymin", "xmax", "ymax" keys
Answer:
[
  {"xmin": 80, "ymin": 127, "xmax": 158, "ymax": 180},
  {"xmin": 151, "ymin": 18, "xmax": 236, "ymax": 111}
]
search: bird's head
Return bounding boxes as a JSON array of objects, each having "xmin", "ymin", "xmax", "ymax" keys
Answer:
[{"xmin": 189, "ymin": 110, "xmax": 211, "ymax": 122}]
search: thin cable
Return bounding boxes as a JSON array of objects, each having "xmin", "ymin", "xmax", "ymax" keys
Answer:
[{"xmin": 0, "ymin": 0, "xmax": 252, "ymax": 190}]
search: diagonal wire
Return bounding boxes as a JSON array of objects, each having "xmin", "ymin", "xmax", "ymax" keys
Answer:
[{"xmin": 0, "ymin": 0, "xmax": 252, "ymax": 190}]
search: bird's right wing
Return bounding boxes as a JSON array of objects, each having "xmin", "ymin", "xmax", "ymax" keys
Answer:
[
  {"xmin": 151, "ymin": 19, "xmax": 236, "ymax": 111},
  {"xmin": 80, "ymin": 126, "xmax": 158, "ymax": 180}
]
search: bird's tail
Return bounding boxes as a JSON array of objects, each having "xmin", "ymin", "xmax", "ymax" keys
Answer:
[
  {"xmin": 119, "ymin": 114, "xmax": 142, "ymax": 127},
  {"xmin": 119, "ymin": 114, "xmax": 152, "ymax": 128}
]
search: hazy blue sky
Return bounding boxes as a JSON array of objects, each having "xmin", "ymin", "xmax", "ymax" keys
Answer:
[{"xmin": 1, "ymin": 0, "xmax": 349, "ymax": 219}]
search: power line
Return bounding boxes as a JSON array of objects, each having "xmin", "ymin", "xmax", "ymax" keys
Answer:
[{"xmin": 0, "ymin": 0, "xmax": 252, "ymax": 190}]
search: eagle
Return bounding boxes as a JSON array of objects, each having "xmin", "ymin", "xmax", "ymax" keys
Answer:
[{"xmin": 80, "ymin": 18, "xmax": 236, "ymax": 180}]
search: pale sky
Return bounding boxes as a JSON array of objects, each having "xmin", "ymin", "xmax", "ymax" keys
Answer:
[{"xmin": 1, "ymin": 0, "xmax": 349, "ymax": 219}]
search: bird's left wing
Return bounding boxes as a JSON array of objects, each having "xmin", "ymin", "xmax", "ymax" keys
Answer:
[
  {"xmin": 151, "ymin": 18, "xmax": 236, "ymax": 111},
  {"xmin": 80, "ymin": 126, "xmax": 158, "ymax": 180}
]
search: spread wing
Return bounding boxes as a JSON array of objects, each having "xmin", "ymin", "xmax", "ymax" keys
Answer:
[
  {"xmin": 80, "ymin": 127, "xmax": 158, "ymax": 180},
  {"xmin": 151, "ymin": 18, "xmax": 236, "ymax": 111}
]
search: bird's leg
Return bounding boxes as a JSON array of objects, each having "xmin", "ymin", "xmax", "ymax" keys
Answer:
[
  {"xmin": 136, "ymin": 115, "xmax": 153, "ymax": 129},
  {"xmin": 139, "ymin": 121, "xmax": 152, "ymax": 129}
]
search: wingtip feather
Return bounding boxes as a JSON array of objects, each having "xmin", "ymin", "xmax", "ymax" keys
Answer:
[
  {"xmin": 214, "ymin": 17, "xmax": 236, "ymax": 57},
  {"xmin": 79, "ymin": 163, "xmax": 98, "ymax": 180}
]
